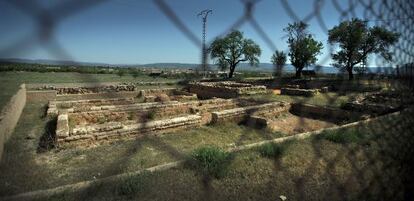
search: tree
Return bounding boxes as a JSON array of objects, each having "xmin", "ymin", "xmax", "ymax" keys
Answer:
[
  {"xmin": 284, "ymin": 22, "xmax": 323, "ymax": 78},
  {"xmin": 328, "ymin": 18, "xmax": 400, "ymax": 80},
  {"xmin": 116, "ymin": 68, "xmax": 126, "ymax": 77},
  {"xmin": 271, "ymin": 50, "xmax": 287, "ymax": 77},
  {"xmin": 210, "ymin": 31, "xmax": 261, "ymax": 78},
  {"xmin": 131, "ymin": 69, "xmax": 142, "ymax": 78}
]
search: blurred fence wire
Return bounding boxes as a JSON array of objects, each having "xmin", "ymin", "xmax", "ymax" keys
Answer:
[
  {"xmin": 1, "ymin": 0, "xmax": 414, "ymax": 200},
  {"xmin": 1, "ymin": 0, "xmax": 413, "ymax": 77}
]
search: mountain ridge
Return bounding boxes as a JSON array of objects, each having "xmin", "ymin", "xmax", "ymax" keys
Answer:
[{"xmin": 0, "ymin": 58, "xmax": 395, "ymax": 74}]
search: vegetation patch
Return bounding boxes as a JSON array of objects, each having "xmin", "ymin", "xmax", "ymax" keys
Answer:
[
  {"xmin": 316, "ymin": 128, "xmax": 365, "ymax": 144},
  {"xmin": 188, "ymin": 146, "xmax": 232, "ymax": 179},
  {"xmin": 116, "ymin": 172, "xmax": 151, "ymax": 197},
  {"xmin": 257, "ymin": 140, "xmax": 294, "ymax": 158}
]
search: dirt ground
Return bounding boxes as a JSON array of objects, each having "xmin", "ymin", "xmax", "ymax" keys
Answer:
[{"xmin": 267, "ymin": 113, "xmax": 337, "ymax": 134}]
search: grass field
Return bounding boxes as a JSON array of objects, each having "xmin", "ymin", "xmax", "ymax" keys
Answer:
[
  {"xmin": 0, "ymin": 72, "xmax": 180, "ymax": 110},
  {"xmin": 23, "ymin": 108, "xmax": 414, "ymax": 201}
]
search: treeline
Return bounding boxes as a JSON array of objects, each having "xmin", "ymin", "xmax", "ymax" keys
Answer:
[
  {"xmin": 0, "ymin": 62, "xmax": 276, "ymax": 80},
  {"xmin": 0, "ymin": 62, "xmax": 117, "ymax": 74}
]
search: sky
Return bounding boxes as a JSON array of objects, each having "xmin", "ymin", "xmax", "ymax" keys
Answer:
[{"xmin": 0, "ymin": 0, "xmax": 387, "ymax": 66}]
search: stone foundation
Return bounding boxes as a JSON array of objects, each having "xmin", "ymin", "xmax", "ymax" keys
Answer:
[
  {"xmin": 51, "ymin": 92, "xmax": 291, "ymax": 147},
  {"xmin": 280, "ymin": 88, "xmax": 319, "ymax": 97},
  {"xmin": 188, "ymin": 81, "xmax": 267, "ymax": 98},
  {"xmin": 340, "ymin": 91, "xmax": 410, "ymax": 115},
  {"xmin": 53, "ymin": 97, "xmax": 265, "ymax": 146},
  {"xmin": 211, "ymin": 102, "xmax": 290, "ymax": 123},
  {"xmin": 290, "ymin": 103, "xmax": 363, "ymax": 122},
  {"xmin": 56, "ymin": 114, "xmax": 202, "ymax": 145}
]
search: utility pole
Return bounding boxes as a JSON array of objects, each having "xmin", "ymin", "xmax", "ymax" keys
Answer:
[{"xmin": 198, "ymin": 9, "xmax": 212, "ymax": 78}]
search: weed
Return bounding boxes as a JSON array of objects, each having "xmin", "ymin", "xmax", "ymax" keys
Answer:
[
  {"xmin": 146, "ymin": 111, "xmax": 156, "ymax": 120},
  {"xmin": 188, "ymin": 146, "xmax": 232, "ymax": 179},
  {"xmin": 317, "ymin": 128, "xmax": 364, "ymax": 144},
  {"xmin": 257, "ymin": 140, "xmax": 294, "ymax": 158},
  {"xmin": 117, "ymin": 172, "xmax": 150, "ymax": 196}
]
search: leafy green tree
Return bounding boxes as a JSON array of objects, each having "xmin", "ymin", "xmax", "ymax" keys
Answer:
[
  {"xmin": 210, "ymin": 31, "xmax": 261, "ymax": 78},
  {"xmin": 328, "ymin": 18, "xmax": 400, "ymax": 80},
  {"xmin": 284, "ymin": 22, "xmax": 323, "ymax": 78},
  {"xmin": 271, "ymin": 50, "xmax": 287, "ymax": 77}
]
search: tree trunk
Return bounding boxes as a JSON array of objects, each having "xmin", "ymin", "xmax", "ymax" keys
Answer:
[
  {"xmin": 275, "ymin": 65, "xmax": 282, "ymax": 77},
  {"xmin": 347, "ymin": 67, "xmax": 354, "ymax": 80},
  {"xmin": 295, "ymin": 69, "xmax": 301, "ymax": 78},
  {"xmin": 228, "ymin": 65, "xmax": 236, "ymax": 78}
]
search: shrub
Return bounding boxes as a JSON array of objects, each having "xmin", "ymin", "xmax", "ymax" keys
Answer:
[
  {"xmin": 258, "ymin": 143, "xmax": 284, "ymax": 158},
  {"xmin": 317, "ymin": 128, "xmax": 364, "ymax": 144},
  {"xmin": 257, "ymin": 140, "xmax": 293, "ymax": 158},
  {"xmin": 117, "ymin": 172, "xmax": 150, "ymax": 196},
  {"xmin": 189, "ymin": 146, "xmax": 232, "ymax": 179},
  {"xmin": 146, "ymin": 111, "xmax": 156, "ymax": 120}
]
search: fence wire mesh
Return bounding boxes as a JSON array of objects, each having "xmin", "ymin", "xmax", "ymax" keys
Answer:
[{"xmin": 0, "ymin": 0, "xmax": 413, "ymax": 200}]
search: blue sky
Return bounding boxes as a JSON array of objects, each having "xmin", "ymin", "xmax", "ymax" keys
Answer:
[{"xmin": 0, "ymin": 0, "xmax": 384, "ymax": 66}]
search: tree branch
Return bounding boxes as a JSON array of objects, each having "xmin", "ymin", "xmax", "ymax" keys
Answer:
[{"xmin": 234, "ymin": 58, "xmax": 248, "ymax": 66}]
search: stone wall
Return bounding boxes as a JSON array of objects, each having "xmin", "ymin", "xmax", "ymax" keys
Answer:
[
  {"xmin": 280, "ymin": 88, "xmax": 319, "ymax": 97},
  {"xmin": 47, "ymin": 97, "xmax": 136, "ymax": 117},
  {"xmin": 26, "ymin": 90, "xmax": 57, "ymax": 102},
  {"xmin": 0, "ymin": 84, "xmax": 26, "ymax": 160},
  {"xmin": 55, "ymin": 91, "xmax": 140, "ymax": 101},
  {"xmin": 188, "ymin": 81, "xmax": 267, "ymax": 99},
  {"xmin": 341, "ymin": 91, "xmax": 404, "ymax": 115},
  {"xmin": 53, "ymin": 98, "xmax": 245, "ymax": 146},
  {"xmin": 211, "ymin": 102, "xmax": 288, "ymax": 123},
  {"xmin": 138, "ymin": 88, "xmax": 176, "ymax": 97},
  {"xmin": 139, "ymin": 88, "xmax": 198, "ymax": 102},
  {"xmin": 27, "ymin": 81, "xmax": 177, "ymax": 90},
  {"xmin": 37, "ymin": 83, "xmax": 140, "ymax": 95},
  {"xmin": 55, "ymin": 98, "xmax": 238, "ymax": 114},
  {"xmin": 56, "ymin": 114, "xmax": 202, "ymax": 146},
  {"xmin": 290, "ymin": 103, "xmax": 363, "ymax": 122}
]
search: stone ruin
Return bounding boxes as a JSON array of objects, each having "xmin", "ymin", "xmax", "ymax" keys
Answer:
[
  {"xmin": 341, "ymin": 90, "xmax": 412, "ymax": 115},
  {"xmin": 188, "ymin": 81, "xmax": 268, "ymax": 99},
  {"xmin": 42, "ymin": 81, "xmax": 367, "ymax": 148},
  {"xmin": 280, "ymin": 86, "xmax": 329, "ymax": 97},
  {"xmin": 36, "ymin": 82, "xmax": 176, "ymax": 95},
  {"xmin": 139, "ymin": 88, "xmax": 197, "ymax": 102},
  {"xmin": 38, "ymin": 83, "xmax": 137, "ymax": 95},
  {"xmin": 50, "ymin": 94, "xmax": 292, "ymax": 146}
]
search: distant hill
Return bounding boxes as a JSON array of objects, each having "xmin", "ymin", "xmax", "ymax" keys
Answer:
[
  {"xmin": 0, "ymin": 58, "xmax": 394, "ymax": 74},
  {"xmin": 0, "ymin": 58, "xmax": 112, "ymax": 67}
]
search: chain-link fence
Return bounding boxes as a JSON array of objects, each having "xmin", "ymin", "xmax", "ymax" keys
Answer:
[{"xmin": 0, "ymin": 0, "xmax": 413, "ymax": 200}]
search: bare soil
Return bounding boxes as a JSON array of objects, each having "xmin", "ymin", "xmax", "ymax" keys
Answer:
[{"xmin": 267, "ymin": 113, "xmax": 337, "ymax": 134}]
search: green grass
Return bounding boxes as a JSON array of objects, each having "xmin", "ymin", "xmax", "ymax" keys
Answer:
[
  {"xmin": 316, "ymin": 128, "xmax": 365, "ymax": 144},
  {"xmin": 188, "ymin": 146, "xmax": 232, "ymax": 179},
  {"xmin": 257, "ymin": 140, "xmax": 294, "ymax": 158},
  {"xmin": 0, "ymin": 71, "xmax": 177, "ymax": 84}
]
